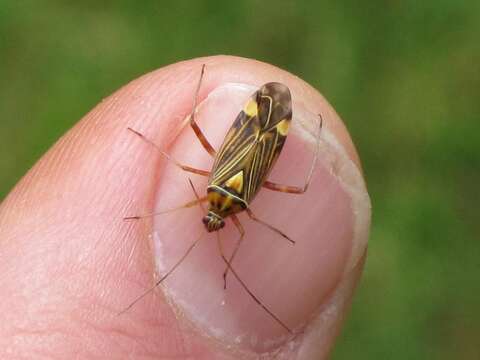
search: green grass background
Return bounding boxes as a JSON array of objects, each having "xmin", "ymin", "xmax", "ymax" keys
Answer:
[{"xmin": 1, "ymin": 1, "xmax": 479, "ymax": 358}]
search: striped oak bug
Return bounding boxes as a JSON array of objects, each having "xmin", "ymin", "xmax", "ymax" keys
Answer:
[{"xmin": 123, "ymin": 65, "xmax": 322, "ymax": 333}]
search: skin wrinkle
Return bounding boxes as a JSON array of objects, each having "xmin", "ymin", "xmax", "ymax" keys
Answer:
[
  {"xmin": 7, "ymin": 330, "xmax": 72, "ymax": 359},
  {"xmin": 0, "ymin": 56, "xmax": 368, "ymax": 360},
  {"xmin": 83, "ymin": 304, "xmax": 196, "ymax": 359}
]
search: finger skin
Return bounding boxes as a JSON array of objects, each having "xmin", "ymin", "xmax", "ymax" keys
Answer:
[{"xmin": 0, "ymin": 56, "xmax": 364, "ymax": 359}]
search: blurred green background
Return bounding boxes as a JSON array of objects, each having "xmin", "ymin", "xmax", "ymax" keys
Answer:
[{"xmin": 1, "ymin": 1, "xmax": 479, "ymax": 358}]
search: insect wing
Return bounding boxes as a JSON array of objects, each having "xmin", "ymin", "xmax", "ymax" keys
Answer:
[{"xmin": 209, "ymin": 83, "xmax": 292, "ymax": 203}]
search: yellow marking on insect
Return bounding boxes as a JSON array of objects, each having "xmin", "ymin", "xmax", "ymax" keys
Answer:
[
  {"xmin": 207, "ymin": 191, "xmax": 221, "ymax": 208},
  {"xmin": 244, "ymin": 99, "xmax": 258, "ymax": 117},
  {"xmin": 276, "ymin": 119, "xmax": 290, "ymax": 136},
  {"xmin": 224, "ymin": 171, "xmax": 244, "ymax": 193},
  {"xmin": 220, "ymin": 195, "xmax": 233, "ymax": 212},
  {"xmin": 208, "ymin": 185, "xmax": 248, "ymax": 208}
]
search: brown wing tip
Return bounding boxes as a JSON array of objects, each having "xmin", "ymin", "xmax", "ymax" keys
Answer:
[{"xmin": 261, "ymin": 82, "xmax": 290, "ymax": 96}]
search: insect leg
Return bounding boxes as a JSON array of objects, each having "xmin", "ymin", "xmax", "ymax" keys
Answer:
[
  {"xmin": 124, "ymin": 196, "xmax": 207, "ymax": 220},
  {"xmin": 118, "ymin": 231, "xmax": 205, "ymax": 315},
  {"xmin": 263, "ymin": 114, "xmax": 323, "ymax": 194},
  {"xmin": 222, "ymin": 214, "xmax": 245, "ymax": 289},
  {"xmin": 216, "ymin": 232, "xmax": 292, "ymax": 333},
  {"xmin": 245, "ymin": 208, "xmax": 294, "ymax": 244},
  {"xmin": 189, "ymin": 64, "xmax": 217, "ymax": 158},
  {"xmin": 187, "ymin": 178, "xmax": 207, "ymax": 213},
  {"xmin": 127, "ymin": 127, "xmax": 210, "ymax": 177}
]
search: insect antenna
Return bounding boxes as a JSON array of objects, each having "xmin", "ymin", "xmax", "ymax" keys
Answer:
[
  {"xmin": 216, "ymin": 231, "xmax": 292, "ymax": 333},
  {"xmin": 222, "ymin": 215, "xmax": 245, "ymax": 289},
  {"xmin": 118, "ymin": 231, "xmax": 205, "ymax": 316},
  {"xmin": 188, "ymin": 178, "xmax": 292, "ymax": 333},
  {"xmin": 119, "ymin": 179, "xmax": 207, "ymax": 315}
]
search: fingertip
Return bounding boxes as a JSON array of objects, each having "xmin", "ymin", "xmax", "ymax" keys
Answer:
[
  {"xmin": 149, "ymin": 58, "xmax": 371, "ymax": 356},
  {"xmin": 0, "ymin": 56, "xmax": 370, "ymax": 359}
]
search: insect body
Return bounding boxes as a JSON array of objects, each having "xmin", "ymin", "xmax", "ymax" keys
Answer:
[
  {"xmin": 203, "ymin": 83, "xmax": 292, "ymax": 232},
  {"xmin": 124, "ymin": 65, "xmax": 321, "ymax": 333}
]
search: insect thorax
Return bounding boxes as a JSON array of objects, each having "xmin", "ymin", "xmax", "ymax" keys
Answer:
[{"xmin": 206, "ymin": 185, "xmax": 247, "ymax": 219}]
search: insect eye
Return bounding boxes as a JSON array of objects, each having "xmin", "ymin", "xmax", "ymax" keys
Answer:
[{"xmin": 202, "ymin": 216, "xmax": 209, "ymax": 225}]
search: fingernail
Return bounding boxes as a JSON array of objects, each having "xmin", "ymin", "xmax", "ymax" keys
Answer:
[{"xmin": 151, "ymin": 83, "xmax": 370, "ymax": 354}]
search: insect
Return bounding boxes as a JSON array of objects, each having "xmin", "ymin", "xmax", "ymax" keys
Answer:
[{"xmin": 123, "ymin": 65, "xmax": 322, "ymax": 333}]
